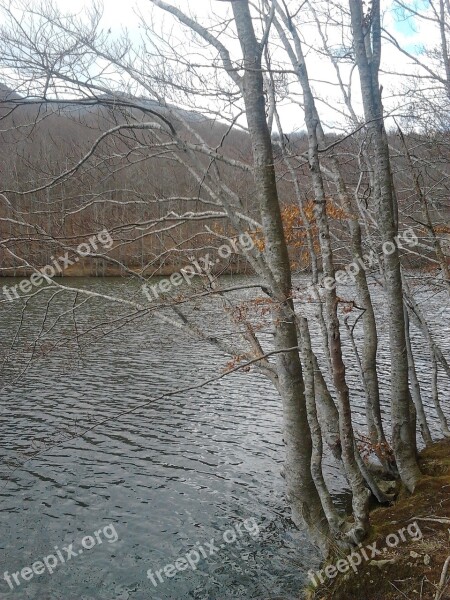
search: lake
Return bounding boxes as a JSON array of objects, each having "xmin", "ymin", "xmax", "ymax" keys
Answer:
[{"xmin": 0, "ymin": 276, "xmax": 448, "ymax": 599}]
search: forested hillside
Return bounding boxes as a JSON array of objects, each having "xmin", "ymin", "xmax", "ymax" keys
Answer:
[{"xmin": 1, "ymin": 84, "xmax": 448, "ymax": 277}]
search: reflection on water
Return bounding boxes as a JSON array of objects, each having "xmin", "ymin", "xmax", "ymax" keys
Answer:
[{"xmin": 0, "ymin": 276, "xmax": 448, "ymax": 599}]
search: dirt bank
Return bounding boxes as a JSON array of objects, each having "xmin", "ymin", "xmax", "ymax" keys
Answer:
[{"xmin": 306, "ymin": 440, "xmax": 450, "ymax": 600}]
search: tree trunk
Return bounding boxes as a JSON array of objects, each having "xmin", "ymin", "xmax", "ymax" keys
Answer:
[
  {"xmin": 231, "ymin": 1, "xmax": 330, "ymax": 553},
  {"xmin": 404, "ymin": 306, "xmax": 432, "ymax": 446},
  {"xmin": 349, "ymin": 0, "xmax": 420, "ymax": 491},
  {"xmin": 273, "ymin": 6, "xmax": 370, "ymax": 541}
]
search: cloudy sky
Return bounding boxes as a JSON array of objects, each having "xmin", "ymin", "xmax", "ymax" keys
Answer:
[{"xmin": 5, "ymin": 0, "xmax": 440, "ymax": 132}]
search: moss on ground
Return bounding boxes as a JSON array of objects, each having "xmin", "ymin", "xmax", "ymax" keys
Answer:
[{"xmin": 305, "ymin": 439, "xmax": 450, "ymax": 600}]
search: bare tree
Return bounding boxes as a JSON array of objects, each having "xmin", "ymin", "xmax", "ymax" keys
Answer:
[{"xmin": 0, "ymin": 0, "xmax": 448, "ymax": 560}]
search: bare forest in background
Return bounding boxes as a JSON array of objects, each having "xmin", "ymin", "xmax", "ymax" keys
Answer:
[{"xmin": 0, "ymin": 83, "xmax": 448, "ymax": 278}]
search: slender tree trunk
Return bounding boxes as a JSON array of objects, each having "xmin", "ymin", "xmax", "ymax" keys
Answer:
[
  {"xmin": 269, "ymin": 95, "xmax": 334, "ymax": 380},
  {"xmin": 404, "ymin": 307, "xmax": 432, "ymax": 446},
  {"xmin": 277, "ymin": 5, "xmax": 372, "ymax": 541},
  {"xmin": 231, "ymin": 1, "xmax": 330, "ymax": 553},
  {"xmin": 439, "ymin": 0, "xmax": 450, "ymax": 99},
  {"xmin": 299, "ymin": 315, "xmax": 343, "ymax": 532},
  {"xmin": 272, "ymin": 6, "xmax": 370, "ymax": 542},
  {"xmin": 325, "ymin": 157, "xmax": 386, "ymax": 451},
  {"xmin": 296, "ymin": 315, "xmax": 342, "ymax": 460},
  {"xmin": 349, "ymin": 0, "xmax": 420, "ymax": 491}
]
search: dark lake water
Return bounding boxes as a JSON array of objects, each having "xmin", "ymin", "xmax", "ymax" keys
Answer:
[{"xmin": 0, "ymin": 276, "xmax": 448, "ymax": 599}]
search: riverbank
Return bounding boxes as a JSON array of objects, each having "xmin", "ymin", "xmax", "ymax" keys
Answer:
[
  {"xmin": 305, "ymin": 439, "xmax": 450, "ymax": 599},
  {"xmin": 0, "ymin": 262, "xmax": 251, "ymax": 278}
]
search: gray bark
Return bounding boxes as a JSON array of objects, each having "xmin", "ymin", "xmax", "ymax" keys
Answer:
[
  {"xmin": 231, "ymin": 1, "xmax": 330, "ymax": 553},
  {"xmin": 273, "ymin": 4, "xmax": 370, "ymax": 542},
  {"xmin": 299, "ymin": 316, "xmax": 342, "ymax": 532},
  {"xmin": 296, "ymin": 315, "xmax": 342, "ymax": 460},
  {"xmin": 349, "ymin": 0, "xmax": 421, "ymax": 491},
  {"xmin": 404, "ymin": 306, "xmax": 433, "ymax": 446},
  {"xmin": 325, "ymin": 161, "xmax": 386, "ymax": 450}
]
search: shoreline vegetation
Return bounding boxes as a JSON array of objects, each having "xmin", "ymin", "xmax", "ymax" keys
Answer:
[
  {"xmin": 0, "ymin": 262, "xmax": 252, "ymax": 278},
  {"xmin": 1, "ymin": 265, "xmax": 438, "ymax": 279},
  {"xmin": 305, "ymin": 439, "xmax": 450, "ymax": 600}
]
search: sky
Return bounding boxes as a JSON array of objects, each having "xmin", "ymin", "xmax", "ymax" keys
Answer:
[{"xmin": 4, "ymin": 0, "xmax": 443, "ymax": 132}]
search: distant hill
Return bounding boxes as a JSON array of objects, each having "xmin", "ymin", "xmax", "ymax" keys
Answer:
[{"xmin": 0, "ymin": 83, "xmax": 255, "ymax": 277}]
